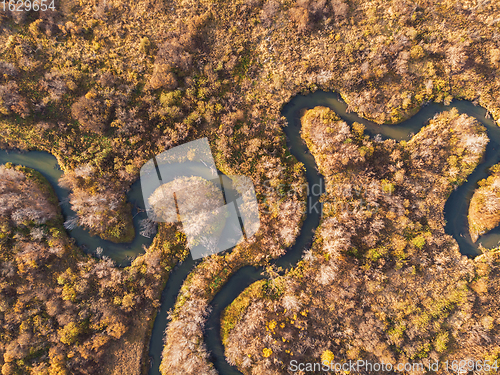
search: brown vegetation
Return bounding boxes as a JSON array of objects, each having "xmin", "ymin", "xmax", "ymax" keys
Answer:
[
  {"xmin": 223, "ymin": 107, "xmax": 500, "ymax": 374},
  {"xmin": 2, "ymin": 0, "xmax": 500, "ymax": 373},
  {"xmin": 58, "ymin": 165, "xmax": 134, "ymax": 243},
  {"xmin": 0, "ymin": 164, "xmax": 187, "ymax": 374},
  {"xmin": 2, "ymin": 0, "xmax": 500, "ymax": 242},
  {"xmin": 71, "ymin": 96, "xmax": 112, "ymax": 135},
  {"xmin": 469, "ymin": 164, "xmax": 500, "ymax": 242}
]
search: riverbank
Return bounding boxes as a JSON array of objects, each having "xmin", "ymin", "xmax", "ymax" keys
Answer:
[
  {"xmin": 221, "ymin": 104, "xmax": 500, "ymax": 374},
  {"xmin": 4, "ymin": 91, "xmax": 500, "ymax": 375}
]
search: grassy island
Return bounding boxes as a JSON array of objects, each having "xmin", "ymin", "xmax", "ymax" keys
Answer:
[
  {"xmin": 222, "ymin": 107, "xmax": 500, "ymax": 374},
  {"xmin": 0, "ymin": 164, "xmax": 186, "ymax": 374},
  {"xmin": 469, "ymin": 164, "xmax": 500, "ymax": 243}
]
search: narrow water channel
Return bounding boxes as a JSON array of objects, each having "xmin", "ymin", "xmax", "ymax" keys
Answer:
[
  {"xmin": 201, "ymin": 91, "xmax": 500, "ymax": 375},
  {"xmin": 0, "ymin": 150, "xmax": 153, "ymax": 264},
  {"xmin": 1, "ymin": 91, "xmax": 498, "ymax": 375}
]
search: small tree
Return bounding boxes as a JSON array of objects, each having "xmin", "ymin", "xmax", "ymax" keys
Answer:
[
  {"xmin": 71, "ymin": 96, "xmax": 111, "ymax": 134},
  {"xmin": 58, "ymin": 322, "xmax": 81, "ymax": 345}
]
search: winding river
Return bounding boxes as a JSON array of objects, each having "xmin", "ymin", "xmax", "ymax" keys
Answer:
[
  {"xmin": 1, "ymin": 91, "xmax": 499, "ymax": 375},
  {"xmin": 0, "ymin": 149, "xmax": 153, "ymax": 265}
]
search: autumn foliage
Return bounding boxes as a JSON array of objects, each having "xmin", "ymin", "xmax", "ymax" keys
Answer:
[
  {"xmin": 223, "ymin": 107, "xmax": 500, "ymax": 374},
  {"xmin": 0, "ymin": 165, "xmax": 186, "ymax": 374}
]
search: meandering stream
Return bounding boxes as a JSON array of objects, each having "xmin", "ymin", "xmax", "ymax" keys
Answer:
[
  {"xmin": 1, "ymin": 91, "xmax": 499, "ymax": 375},
  {"xmin": 0, "ymin": 150, "xmax": 153, "ymax": 265}
]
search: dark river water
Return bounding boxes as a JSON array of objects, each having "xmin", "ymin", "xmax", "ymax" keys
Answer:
[{"xmin": 1, "ymin": 91, "xmax": 498, "ymax": 374}]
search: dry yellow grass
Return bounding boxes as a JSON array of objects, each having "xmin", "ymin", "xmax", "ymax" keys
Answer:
[{"xmin": 100, "ymin": 311, "xmax": 154, "ymax": 375}]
